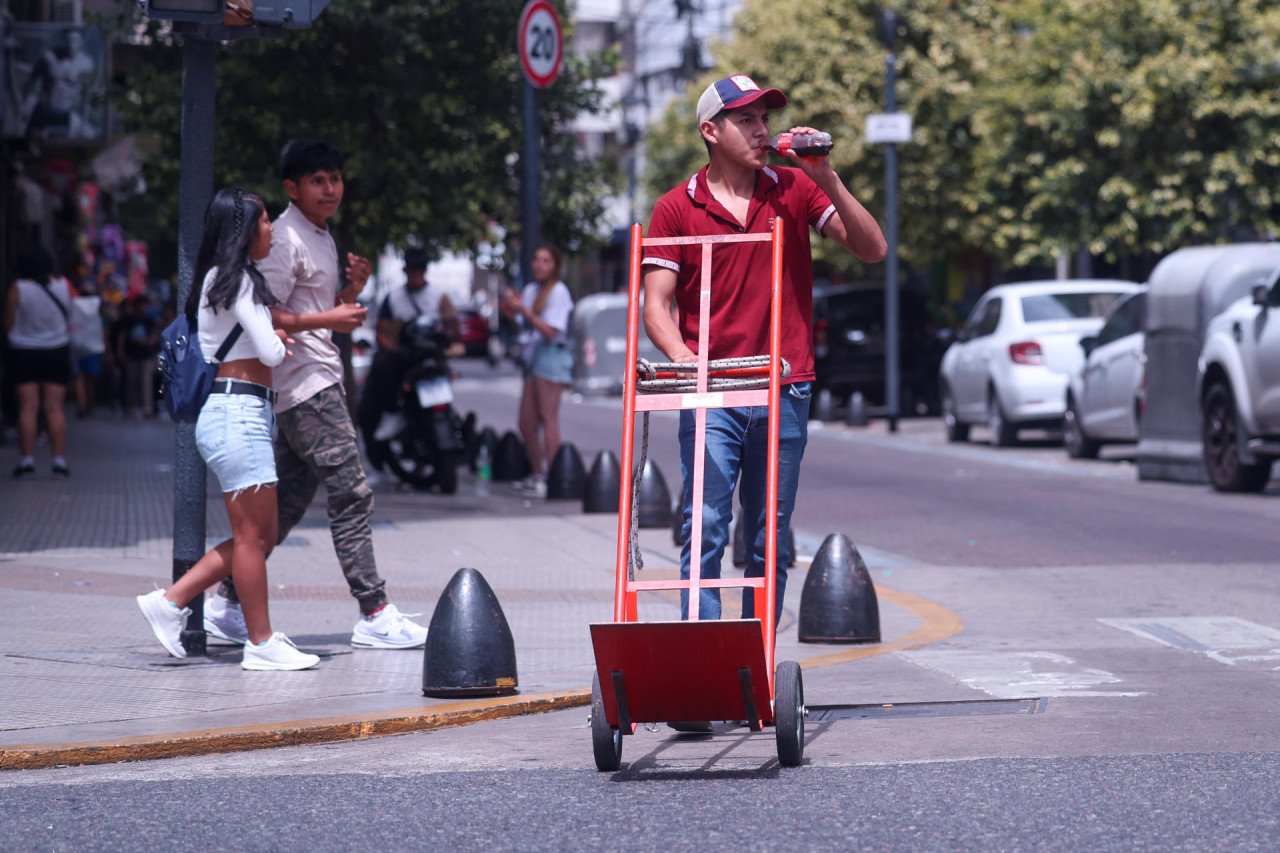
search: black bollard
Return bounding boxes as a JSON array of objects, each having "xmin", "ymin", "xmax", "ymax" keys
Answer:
[
  {"xmin": 461, "ymin": 412, "xmax": 480, "ymax": 470},
  {"xmin": 845, "ymin": 391, "xmax": 869, "ymax": 427},
  {"xmin": 583, "ymin": 450, "xmax": 621, "ymax": 514},
  {"xmin": 797, "ymin": 533, "xmax": 880, "ymax": 643},
  {"xmin": 634, "ymin": 459, "xmax": 674, "ymax": 528},
  {"xmin": 422, "ymin": 568, "xmax": 519, "ymax": 697},
  {"xmin": 812, "ymin": 387, "xmax": 836, "ymax": 423},
  {"xmin": 493, "ymin": 430, "xmax": 532, "ymax": 482},
  {"xmin": 547, "ymin": 442, "xmax": 587, "ymax": 500}
]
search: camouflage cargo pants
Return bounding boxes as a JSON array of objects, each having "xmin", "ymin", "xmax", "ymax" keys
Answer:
[{"xmin": 218, "ymin": 383, "xmax": 387, "ymax": 614}]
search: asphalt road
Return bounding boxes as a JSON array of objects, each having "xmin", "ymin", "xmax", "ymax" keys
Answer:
[{"xmin": 3, "ymin": 359, "xmax": 1278, "ymax": 851}]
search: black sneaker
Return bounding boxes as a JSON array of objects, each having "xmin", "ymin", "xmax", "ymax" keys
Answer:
[
  {"xmin": 52, "ymin": 462, "xmax": 69, "ymax": 477},
  {"xmin": 12, "ymin": 463, "xmax": 35, "ymax": 478}
]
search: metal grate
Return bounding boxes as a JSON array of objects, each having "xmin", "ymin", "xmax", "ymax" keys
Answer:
[{"xmin": 807, "ymin": 697, "xmax": 1046, "ymax": 721}]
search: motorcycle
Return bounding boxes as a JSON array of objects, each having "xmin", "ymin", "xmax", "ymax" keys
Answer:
[{"xmin": 369, "ymin": 317, "xmax": 465, "ymax": 493}]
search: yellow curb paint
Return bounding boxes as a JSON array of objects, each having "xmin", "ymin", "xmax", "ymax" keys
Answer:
[
  {"xmin": 0, "ymin": 690, "xmax": 589, "ymax": 772},
  {"xmin": 0, "ymin": 583, "xmax": 959, "ymax": 772},
  {"xmin": 796, "ymin": 583, "xmax": 964, "ymax": 670}
]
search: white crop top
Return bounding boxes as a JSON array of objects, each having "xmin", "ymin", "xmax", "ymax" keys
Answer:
[{"xmin": 197, "ymin": 268, "xmax": 287, "ymax": 367}]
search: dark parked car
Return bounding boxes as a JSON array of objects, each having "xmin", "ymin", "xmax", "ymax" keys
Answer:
[{"xmin": 812, "ymin": 282, "xmax": 948, "ymax": 415}]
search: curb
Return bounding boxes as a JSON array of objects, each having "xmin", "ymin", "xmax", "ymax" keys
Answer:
[
  {"xmin": 2, "ymin": 582, "xmax": 962, "ymax": 772},
  {"xmin": 0, "ymin": 690, "xmax": 590, "ymax": 772}
]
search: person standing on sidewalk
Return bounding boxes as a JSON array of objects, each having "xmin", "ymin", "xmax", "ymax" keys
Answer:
[
  {"xmin": 4, "ymin": 247, "xmax": 72, "ymax": 478},
  {"xmin": 137, "ymin": 188, "xmax": 319, "ymax": 671},
  {"xmin": 642, "ymin": 74, "xmax": 887, "ymax": 629},
  {"xmin": 500, "ymin": 245, "xmax": 574, "ymax": 497},
  {"xmin": 203, "ymin": 137, "xmax": 428, "ymax": 650},
  {"xmin": 111, "ymin": 295, "xmax": 161, "ymax": 418}
]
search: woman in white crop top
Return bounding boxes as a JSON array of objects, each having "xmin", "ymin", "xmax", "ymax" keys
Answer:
[{"xmin": 137, "ymin": 188, "xmax": 318, "ymax": 672}]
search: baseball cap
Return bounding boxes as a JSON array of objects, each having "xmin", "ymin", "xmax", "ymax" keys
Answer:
[{"xmin": 695, "ymin": 74, "xmax": 787, "ymax": 125}]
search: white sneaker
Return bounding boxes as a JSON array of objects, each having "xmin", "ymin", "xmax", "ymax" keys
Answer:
[
  {"xmin": 512, "ymin": 474, "xmax": 547, "ymax": 497},
  {"xmin": 137, "ymin": 589, "xmax": 189, "ymax": 659},
  {"xmin": 374, "ymin": 411, "xmax": 407, "ymax": 441},
  {"xmin": 350, "ymin": 603, "xmax": 428, "ymax": 649},
  {"xmin": 204, "ymin": 594, "xmax": 248, "ymax": 645},
  {"xmin": 241, "ymin": 632, "xmax": 320, "ymax": 671}
]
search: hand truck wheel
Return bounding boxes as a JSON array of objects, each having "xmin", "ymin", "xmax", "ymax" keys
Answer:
[
  {"xmin": 591, "ymin": 671, "xmax": 622, "ymax": 771},
  {"xmin": 774, "ymin": 660, "xmax": 804, "ymax": 767}
]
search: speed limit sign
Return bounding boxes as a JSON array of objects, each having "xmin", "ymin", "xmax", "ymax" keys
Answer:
[{"xmin": 518, "ymin": 0, "xmax": 563, "ymax": 88}]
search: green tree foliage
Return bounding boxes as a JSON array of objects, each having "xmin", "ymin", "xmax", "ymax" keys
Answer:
[
  {"xmin": 645, "ymin": 0, "xmax": 1280, "ymax": 276},
  {"xmin": 973, "ymin": 0, "xmax": 1280, "ymax": 267},
  {"xmin": 106, "ymin": 0, "xmax": 620, "ymax": 278},
  {"xmin": 643, "ymin": 0, "xmax": 992, "ymax": 278}
]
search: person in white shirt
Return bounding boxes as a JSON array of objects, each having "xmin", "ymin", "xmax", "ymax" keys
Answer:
[
  {"xmin": 137, "ymin": 188, "xmax": 319, "ymax": 671},
  {"xmin": 4, "ymin": 247, "xmax": 72, "ymax": 478},
  {"xmin": 201, "ymin": 138, "xmax": 429, "ymax": 651},
  {"xmin": 499, "ymin": 245, "xmax": 575, "ymax": 497}
]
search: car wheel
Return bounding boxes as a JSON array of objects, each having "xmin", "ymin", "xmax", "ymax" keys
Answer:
[
  {"xmin": 1063, "ymin": 396, "xmax": 1100, "ymax": 460},
  {"xmin": 1201, "ymin": 381, "xmax": 1272, "ymax": 493},
  {"xmin": 987, "ymin": 391, "xmax": 1017, "ymax": 447},
  {"xmin": 942, "ymin": 385, "xmax": 969, "ymax": 443}
]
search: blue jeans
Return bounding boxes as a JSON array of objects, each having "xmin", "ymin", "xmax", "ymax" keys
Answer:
[{"xmin": 678, "ymin": 381, "xmax": 811, "ymax": 625}]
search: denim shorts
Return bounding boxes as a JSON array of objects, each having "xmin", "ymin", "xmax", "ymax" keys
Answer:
[{"xmin": 196, "ymin": 390, "xmax": 278, "ymax": 495}]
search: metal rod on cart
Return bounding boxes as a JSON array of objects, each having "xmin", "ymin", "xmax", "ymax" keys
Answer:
[
  {"xmin": 614, "ymin": 223, "xmax": 645, "ymax": 623},
  {"xmin": 687, "ymin": 243, "xmax": 715, "ymax": 621},
  {"xmin": 763, "ymin": 217, "xmax": 785, "ymax": 685}
]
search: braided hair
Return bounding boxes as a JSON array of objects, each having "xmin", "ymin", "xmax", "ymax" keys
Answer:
[{"xmin": 185, "ymin": 188, "xmax": 278, "ymax": 317}]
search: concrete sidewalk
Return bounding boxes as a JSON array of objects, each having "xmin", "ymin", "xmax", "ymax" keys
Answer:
[{"xmin": 0, "ymin": 407, "xmax": 949, "ymax": 771}]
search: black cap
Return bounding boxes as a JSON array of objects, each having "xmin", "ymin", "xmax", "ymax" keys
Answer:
[{"xmin": 403, "ymin": 248, "xmax": 430, "ymax": 270}]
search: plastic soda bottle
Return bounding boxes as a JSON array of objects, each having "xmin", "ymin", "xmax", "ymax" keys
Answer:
[
  {"xmin": 476, "ymin": 444, "xmax": 492, "ymax": 496},
  {"xmin": 767, "ymin": 131, "xmax": 834, "ymax": 157}
]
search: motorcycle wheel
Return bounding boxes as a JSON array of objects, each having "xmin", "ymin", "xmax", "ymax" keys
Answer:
[{"xmin": 383, "ymin": 433, "xmax": 440, "ymax": 491}]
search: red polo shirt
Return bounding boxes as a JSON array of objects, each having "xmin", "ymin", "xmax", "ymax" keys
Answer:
[{"xmin": 642, "ymin": 164, "xmax": 836, "ymax": 383}]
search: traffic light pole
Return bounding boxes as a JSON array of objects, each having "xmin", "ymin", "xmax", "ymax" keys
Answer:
[
  {"xmin": 520, "ymin": 80, "xmax": 540, "ymax": 289},
  {"xmin": 882, "ymin": 14, "xmax": 901, "ymax": 433},
  {"xmin": 174, "ymin": 32, "xmax": 216, "ymax": 655}
]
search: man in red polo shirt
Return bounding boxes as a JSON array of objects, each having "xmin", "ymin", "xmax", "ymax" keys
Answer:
[{"xmin": 643, "ymin": 73, "xmax": 887, "ymax": 630}]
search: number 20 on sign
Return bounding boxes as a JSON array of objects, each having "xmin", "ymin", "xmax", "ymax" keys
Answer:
[{"xmin": 518, "ymin": 0, "xmax": 563, "ymax": 88}]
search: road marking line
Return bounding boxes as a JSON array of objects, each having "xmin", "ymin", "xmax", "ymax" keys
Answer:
[
  {"xmin": 900, "ymin": 650, "xmax": 1147, "ymax": 699},
  {"xmin": 1101, "ymin": 616, "xmax": 1280, "ymax": 668}
]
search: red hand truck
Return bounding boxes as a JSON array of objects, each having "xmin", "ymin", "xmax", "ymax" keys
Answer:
[{"xmin": 588, "ymin": 218, "xmax": 805, "ymax": 770}]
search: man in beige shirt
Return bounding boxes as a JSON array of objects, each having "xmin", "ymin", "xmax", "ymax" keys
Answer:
[{"xmin": 205, "ymin": 138, "xmax": 429, "ymax": 650}]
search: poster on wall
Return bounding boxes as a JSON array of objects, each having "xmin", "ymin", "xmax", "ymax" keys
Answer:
[{"xmin": 2, "ymin": 24, "xmax": 108, "ymax": 141}]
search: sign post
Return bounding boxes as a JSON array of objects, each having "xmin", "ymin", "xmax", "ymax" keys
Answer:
[
  {"xmin": 875, "ymin": 9, "xmax": 908, "ymax": 432},
  {"xmin": 517, "ymin": 0, "xmax": 563, "ymax": 289}
]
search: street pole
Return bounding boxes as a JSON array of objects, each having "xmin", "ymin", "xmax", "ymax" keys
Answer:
[
  {"xmin": 882, "ymin": 11, "xmax": 901, "ymax": 433},
  {"xmin": 174, "ymin": 32, "xmax": 216, "ymax": 655},
  {"xmin": 520, "ymin": 80, "xmax": 540, "ymax": 288}
]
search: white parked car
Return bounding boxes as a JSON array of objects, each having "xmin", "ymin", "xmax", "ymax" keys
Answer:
[
  {"xmin": 1197, "ymin": 276, "xmax": 1280, "ymax": 492},
  {"xmin": 940, "ymin": 280, "xmax": 1143, "ymax": 446},
  {"xmin": 1063, "ymin": 288, "xmax": 1149, "ymax": 458}
]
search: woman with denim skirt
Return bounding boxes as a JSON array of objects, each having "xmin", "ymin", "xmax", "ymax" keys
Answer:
[
  {"xmin": 501, "ymin": 245, "xmax": 574, "ymax": 497},
  {"xmin": 137, "ymin": 188, "xmax": 319, "ymax": 671}
]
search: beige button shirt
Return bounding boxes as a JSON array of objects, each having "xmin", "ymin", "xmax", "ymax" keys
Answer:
[{"xmin": 258, "ymin": 202, "xmax": 344, "ymax": 412}]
